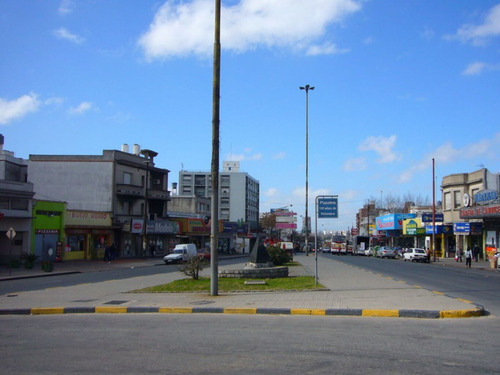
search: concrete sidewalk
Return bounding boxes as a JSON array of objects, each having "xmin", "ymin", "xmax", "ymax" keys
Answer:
[{"xmin": 0, "ymin": 254, "xmax": 489, "ymax": 318}]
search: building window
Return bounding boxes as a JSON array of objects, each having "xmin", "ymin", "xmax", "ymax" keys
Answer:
[
  {"xmin": 453, "ymin": 191, "xmax": 461, "ymax": 209},
  {"xmin": 124, "ymin": 172, "xmax": 132, "ymax": 185},
  {"xmin": 444, "ymin": 192, "xmax": 451, "ymax": 210},
  {"xmin": 11, "ymin": 199, "xmax": 29, "ymax": 210}
]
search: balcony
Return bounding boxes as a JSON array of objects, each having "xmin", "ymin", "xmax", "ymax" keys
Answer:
[{"xmin": 116, "ymin": 183, "xmax": 143, "ymax": 197}]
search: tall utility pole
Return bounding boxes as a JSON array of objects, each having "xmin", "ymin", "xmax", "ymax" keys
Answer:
[
  {"xmin": 210, "ymin": 0, "xmax": 221, "ymax": 296},
  {"xmin": 300, "ymin": 84, "xmax": 314, "ymax": 256}
]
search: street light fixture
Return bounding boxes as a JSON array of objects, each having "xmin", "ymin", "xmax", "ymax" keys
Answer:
[{"xmin": 300, "ymin": 84, "xmax": 314, "ymax": 256}]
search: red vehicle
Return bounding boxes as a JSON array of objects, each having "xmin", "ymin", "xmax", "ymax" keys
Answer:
[{"xmin": 331, "ymin": 235, "xmax": 347, "ymax": 255}]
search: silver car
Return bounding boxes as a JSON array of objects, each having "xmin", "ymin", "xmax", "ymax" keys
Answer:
[{"xmin": 376, "ymin": 246, "xmax": 397, "ymax": 259}]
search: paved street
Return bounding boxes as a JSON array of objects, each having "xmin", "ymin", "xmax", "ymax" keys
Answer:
[{"xmin": 1, "ymin": 253, "xmax": 496, "ymax": 318}]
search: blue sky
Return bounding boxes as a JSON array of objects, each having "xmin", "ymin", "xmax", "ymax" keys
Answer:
[{"xmin": 1, "ymin": 0, "xmax": 500, "ymax": 232}]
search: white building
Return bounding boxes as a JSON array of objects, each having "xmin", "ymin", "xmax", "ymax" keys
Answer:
[{"xmin": 178, "ymin": 161, "xmax": 259, "ymax": 229}]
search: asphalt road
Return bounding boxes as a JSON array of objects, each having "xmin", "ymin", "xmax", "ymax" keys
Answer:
[
  {"xmin": 319, "ymin": 254, "xmax": 500, "ymax": 316},
  {"xmin": 1, "ymin": 314, "xmax": 499, "ymax": 375}
]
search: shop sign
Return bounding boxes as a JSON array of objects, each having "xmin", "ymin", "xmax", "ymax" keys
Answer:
[
  {"xmin": 376, "ymin": 214, "xmax": 415, "ymax": 231},
  {"xmin": 131, "ymin": 219, "xmax": 144, "ymax": 234},
  {"xmin": 403, "ymin": 219, "xmax": 424, "ymax": 235},
  {"xmin": 66, "ymin": 210, "xmax": 111, "ymax": 226},
  {"xmin": 421, "ymin": 213, "xmax": 444, "ymax": 222},
  {"xmin": 146, "ymin": 220, "xmax": 180, "ymax": 234},
  {"xmin": 426, "ymin": 224, "xmax": 452, "ymax": 235},
  {"xmin": 35, "ymin": 229, "xmax": 59, "ymax": 234},
  {"xmin": 453, "ymin": 222, "xmax": 470, "ymax": 234},
  {"xmin": 474, "ymin": 189, "xmax": 498, "ymax": 206},
  {"xmin": 460, "ymin": 204, "xmax": 500, "ymax": 219}
]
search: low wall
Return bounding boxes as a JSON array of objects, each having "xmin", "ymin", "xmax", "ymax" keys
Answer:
[{"xmin": 219, "ymin": 266, "xmax": 288, "ymax": 279}]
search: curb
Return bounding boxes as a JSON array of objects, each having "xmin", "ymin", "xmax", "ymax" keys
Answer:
[{"xmin": 0, "ymin": 305, "xmax": 485, "ymax": 319}]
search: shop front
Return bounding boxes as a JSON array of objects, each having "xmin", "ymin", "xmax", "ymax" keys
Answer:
[
  {"xmin": 460, "ymin": 199, "xmax": 500, "ymax": 261},
  {"xmin": 145, "ymin": 219, "xmax": 181, "ymax": 257},
  {"xmin": 171, "ymin": 217, "xmax": 224, "ymax": 252},
  {"xmin": 376, "ymin": 213, "xmax": 416, "ymax": 247},
  {"xmin": 402, "ymin": 218, "xmax": 426, "ymax": 249},
  {"xmin": 452, "ymin": 222, "xmax": 484, "ymax": 259},
  {"xmin": 65, "ymin": 210, "xmax": 114, "ymax": 260}
]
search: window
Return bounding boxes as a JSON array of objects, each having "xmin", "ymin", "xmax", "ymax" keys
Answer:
[
  {"xmin": 124, "ymin": 172, "xmax": 132, "ymax": 185},
  {"xmin": 444, "ymin": 192, "xmax": 451, "ymax": 210},
  {"xmin": 454, "ymin": 191, "xmax": 461, "ymax": 209},
  {"xmin": 11, "ymin": 199, "xmax": 29, "ymax": 210}
]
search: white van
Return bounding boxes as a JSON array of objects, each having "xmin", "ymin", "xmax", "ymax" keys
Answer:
[{"xmin": 164, "ymin": 244, "xmax": 197, "ymax": 264}]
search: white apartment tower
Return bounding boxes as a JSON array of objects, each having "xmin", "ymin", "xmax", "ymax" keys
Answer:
[{"xmin": 178, "ymin": 161, "xmax": 259, "ymax": 229}]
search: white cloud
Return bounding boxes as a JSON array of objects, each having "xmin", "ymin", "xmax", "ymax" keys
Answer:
[
  {"xmin": 447, "ymin": 4, "xmax": 500, "ymax": 46},
  {"xmin": 68, "ymin": 101, "xmax": 93, "ymax": 115},
  {"xmin": 138, "ymin": 0, "xmax": 361, "ymax": 60},
  {"xmin": 358, "ymin": 135, "xmax": 399, "ymax": 164},
  {"xmin": 462, "ymin": 61, "xmax": 500, "ymax": 75},
  {"xmin": 263, "ymin": 188, "xmax": 279, "ymax": 197},
  {"xmin": 342, "ymin": 157, "xmax": 366, "ymax": 171},
  {"xmin": 58, "ymin": 0, "xmax": 74, "ymax": 15},
  {"xmin": 306, "ymin": 42, "xmax": 349, "ymax": 56},
  {"xmin": 462, "ymin": 61, "xmax": 487, "ymax": 75},
  {"xmin": 0, "ymin": 93, "xmax": 40, "ymax": 125},
  {"xmin": 273, "ymin": 151, "xmax": 286, "ymax": 160},
  {"xmin": 53, "ymin": 27, "xmax": 84, "ymax": 44},
  {"xmin": 397, "ymin": 134, "xmax": 500, "ymax": 183},
  {"xmin": 225, "ymin": 150, "xmax": 262, "ymax": 161}
]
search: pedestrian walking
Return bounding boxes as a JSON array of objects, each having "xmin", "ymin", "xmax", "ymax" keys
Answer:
[
  {"xmin": 473, "ymin": 244, "xmax": 479, "ymax": 262},
  {"xmin": 104, "ymin": 243, "xmax": 111, "ymax": 263},
  {"xmin": 465, "ymin": 248, "xmax": 472, "ymax": 269}
]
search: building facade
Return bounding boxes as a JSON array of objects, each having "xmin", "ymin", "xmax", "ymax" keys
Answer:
[
  {"xmin": 441, "ymin": 168, "xmax": 499, "ymax": 259},
  {"xmin": 28, "ymin": 145, "xmax": 174, "ymax": 259},
  {"xmin": 0, "ymin": 135, "xmax": 35, "ymax": 264},
  {"xmin": 178, "ymin": 161, "xmax": 260, "ymax": 230}
]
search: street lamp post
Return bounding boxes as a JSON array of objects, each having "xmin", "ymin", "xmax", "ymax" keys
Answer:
[{"xmin": 300, "ymin": 84, "xmax": 314, "ymax": 256}]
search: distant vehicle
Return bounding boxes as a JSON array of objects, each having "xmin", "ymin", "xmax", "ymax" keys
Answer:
[
  {"xmin": 331, "ymin": 235, "xmax": 346, "ymax": 255},
  {"xmin": 197, "ymin": 249, "xmax": 211, "ymax": 260},
  {"xmin": 353, "ymin": 236, "xmax": 370, "ymax": 256},
  {"xmin": 365, "ymin": 247, "xmax": 375, "ymax": 256},
  {"xmin": 403, "ymin": 248, "xmax": 428, "ymax": 262},
  {"xmin": 164, "ymin": 243, "xmax": 197, "ymax": 264},
  {"xmin": 376, "ymin": 246, "xmax": 397, "ymax": 259}
]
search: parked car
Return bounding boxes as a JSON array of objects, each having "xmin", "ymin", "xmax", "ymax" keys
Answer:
[
  {"xmin": 376, "ymin": 246, "xmax": 397, "ymax": 259},
  {"xmin": 403, "ymin": 248, "xmax": 429, "ymax": 262},
  {"xmin": 164, "ymin": 243, "xmax": 197, "ymax": 264},
  {"xmin": 197, "ymin": 249, "xmax": 211, "ymax": 260},
  {"xmin": 364, "ymin": 247, "xmax": 375, "ymax": 256}
]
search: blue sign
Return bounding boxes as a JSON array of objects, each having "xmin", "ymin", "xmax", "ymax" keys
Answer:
[
  {"xmin": 422, "ymin": 213, "xmax": 444, "ymax": 222},
  {"xmin": 453, "ymin": 222, "xmax": 470, "ymax": 234},
  {"xmin": 318, "ymin": 196, "xmax": 338, "ymax": 218}
]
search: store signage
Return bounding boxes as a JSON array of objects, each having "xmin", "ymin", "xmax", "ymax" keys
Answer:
[
  {"xmin": 146, "ymin": 220, "xmax": 179, "ymax": 234},
  {"xmin": 66, "ymin": 210, "xmax": 111, "ymax": 226},
  {"xmin": 474, "ymin": 189, "xmax": 498, "ymax": 206},
  {"xmin": 276, "ymin": 223, "xmax": 297, "ymax": 229},
  {"xmin": 421, "ymin": 213, "xmax": 444, "ymax": 222},
  {"xmin": 453, "ymin": 222, "xmax": 470, "ymax": 234},
  {"xmin": 460, "ymin": 204, "xmax": 500, "ymax": 219}
]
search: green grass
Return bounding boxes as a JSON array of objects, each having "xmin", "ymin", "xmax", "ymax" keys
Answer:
[{"xmin": 131, "ymin": 276, "xmax": 324, "ymax": 293}]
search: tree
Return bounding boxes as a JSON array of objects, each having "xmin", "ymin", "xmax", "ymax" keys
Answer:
[{"xmin": 178, "ymin": 256, "xmax": 208, "ymax": 280}]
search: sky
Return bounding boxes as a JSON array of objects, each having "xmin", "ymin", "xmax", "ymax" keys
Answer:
[{"xmin": 1, "ymin": 0, "xmax": 500, "ymax": 233}]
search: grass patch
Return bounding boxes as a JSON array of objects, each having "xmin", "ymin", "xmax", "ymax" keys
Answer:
[{"xmin": 131, "ymin": 276, "xmax": 324, "ymax": 293}]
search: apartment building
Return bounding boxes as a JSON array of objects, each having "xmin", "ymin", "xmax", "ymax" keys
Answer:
[
  {"xmin": 178, "ymin": 161, "xmax": 259, "ymax": 230},
  {"xmin": 28, "ymin": 145, "xmax": 173, "ymax": 259},
  {"xmin": 441, "ymin": 168, "xmax": 499, "ymax": 259},
  {"xmin": 0, "ymin": 135, "xmax": 35, "ymax": 263}
]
